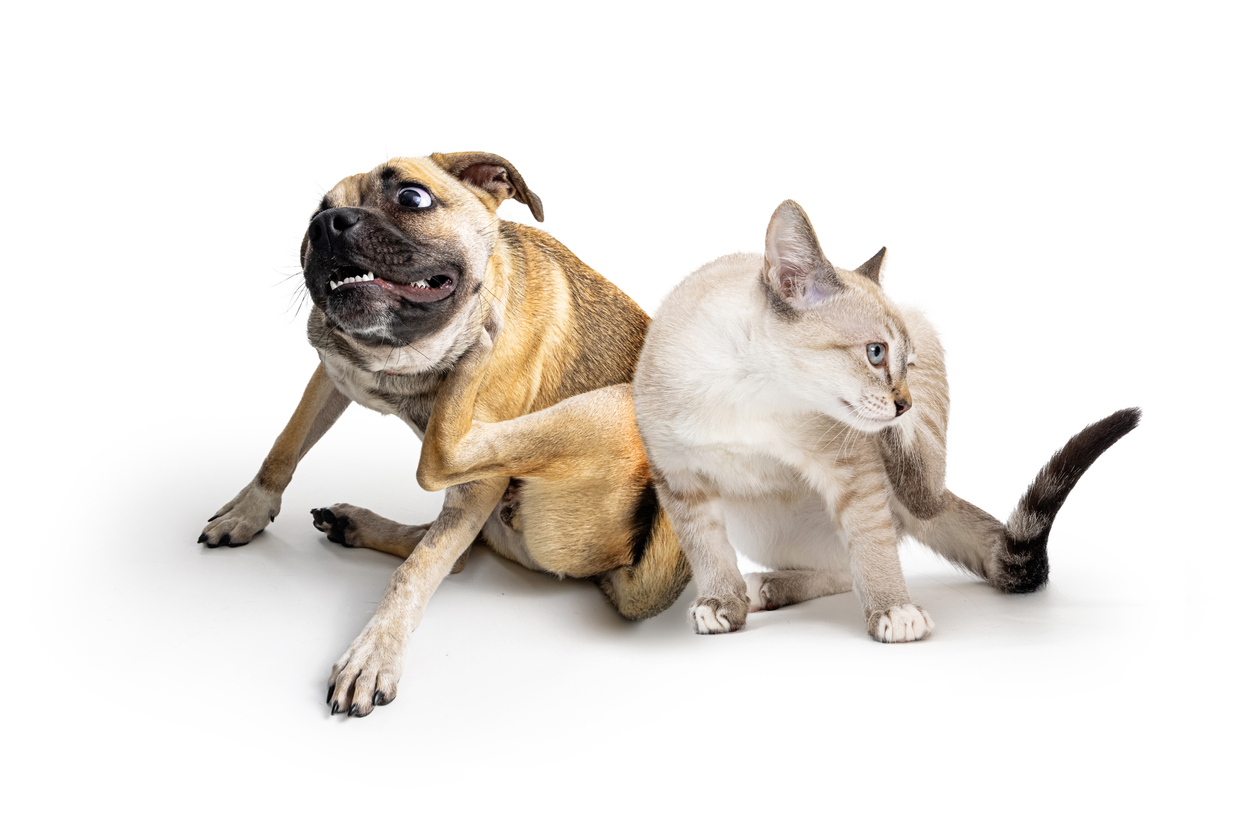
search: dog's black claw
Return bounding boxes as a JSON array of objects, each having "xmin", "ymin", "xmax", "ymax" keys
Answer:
[
  {"xmin": 331, "ymin": 700, "xmax": 340, "ymax": 715},
  {"xmin": 348, "ymin": 704, "xmax": 360, "ymax": 717},
  {"xmin": 208, "ymin": 514, "xmax": 220, "ymax": 522},
  {"xmin": 220, "ymin": 533, "xmax": 232, "ymax": 547},
  {"xmin": 327, "ymin": 685, "xmax": 334, "ymax": 704},
  {"xmin": 270, "ymin": 515, "xmax": 276, "ymax": 522},
  {"xmin": 373, "ymin": 690, "xmax": 384, "ymax": 706},
  {"xmin": 197, "ymin": 533, "xmax": 207, "ymax": 544}
]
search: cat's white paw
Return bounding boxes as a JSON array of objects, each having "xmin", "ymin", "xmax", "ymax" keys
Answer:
[
  {"xmin": 688, "ymin": 596, "xmax": 748, "ymax": 634},
  {"xmin": 868, "ymin": 604, "xmax": 934, "ymax": 643}
]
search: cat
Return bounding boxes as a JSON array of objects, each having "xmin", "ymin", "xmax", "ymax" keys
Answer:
[{"xmin": 632, "ymin": 199, "xmax": 1139, "ymax": 641}]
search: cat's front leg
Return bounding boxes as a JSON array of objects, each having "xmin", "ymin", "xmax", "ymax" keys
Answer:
[
  {"xmin": 838, "ymin": 488, "xmax": 934, "ymax": 643},
  {"xmin": 653, "ymin": 475, "xmax": 748, "ymax": 634}
]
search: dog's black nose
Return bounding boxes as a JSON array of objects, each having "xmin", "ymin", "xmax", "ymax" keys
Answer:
[{"xmin": 308, "ymin": 208, "xmax": 362, "ymax": 248}]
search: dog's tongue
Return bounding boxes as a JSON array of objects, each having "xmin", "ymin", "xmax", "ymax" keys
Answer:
[{"xmin": 378, "ymin": 276, "xmax": 456, "ymax": 303}]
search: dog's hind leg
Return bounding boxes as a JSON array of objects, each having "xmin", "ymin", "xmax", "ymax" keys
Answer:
[
  {"xmin": 417, "ymin": 310, "xmax": 691, "ymax": 617},
  {"xmin": 311, "ymin": 504, "xmax": 429, "ymax": 557},
  {"xmin": 417, "ymin": 311, "xmax": 622, "ymax": 491},
  {"xmin": 595, "ymin": 509, "xmax": 692, "ymax": 621},
  {"xmin": 310, "ymin": 505, "xmax": 474, "ymax": 574}
]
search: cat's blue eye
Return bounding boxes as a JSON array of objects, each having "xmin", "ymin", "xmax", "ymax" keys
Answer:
[
  {"xmin": 867, "ymin": 343, "xmax": 886, "ymax": 366},
  {"xmin": 398, "ymin": 187, "xmax": 433, "ymax": 209}
]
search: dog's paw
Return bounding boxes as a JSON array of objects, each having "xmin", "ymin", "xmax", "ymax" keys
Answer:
[
  {"xmin": 199, "ymin": 483, "xmax": 280, "ymax": 548},
  {"xmin": 310, "ymin": 505, "xmax": 362, "ymax": 547},
  {"xmin": 867, "ymin": 604, "xmax": 934, "ymax": 643},
  {"xmin": 328, "ymin": 620, "xmax": 406, "ymax": 718},
  {"xmin": 688, "ymin": 595, "xmax": 749, "ymax": 634}
]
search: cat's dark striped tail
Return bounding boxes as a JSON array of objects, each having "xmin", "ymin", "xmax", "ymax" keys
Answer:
[{"xmin": 995, "ymin": 407, "xmax": 1142, "ymax": 593}]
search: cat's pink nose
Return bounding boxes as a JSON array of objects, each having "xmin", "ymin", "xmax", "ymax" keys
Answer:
[{"xmin": 894, "ymin": 397, "xmax": 912, "ymax": 417}]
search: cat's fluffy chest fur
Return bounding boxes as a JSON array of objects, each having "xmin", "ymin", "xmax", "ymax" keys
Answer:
[{"xmin": 657, "ymin": 395, "xmax": 877, "ymax": 504}]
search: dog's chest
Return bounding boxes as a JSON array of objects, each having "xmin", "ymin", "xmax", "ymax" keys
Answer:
[{"xmin": 321, "ymin": 351, "xmax": 442, "ymax": 436}]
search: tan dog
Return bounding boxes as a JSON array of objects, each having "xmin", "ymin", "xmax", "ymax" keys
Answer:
[{"xmin": 199, "ymin": 153, "xmax": 689, "ymax": 716}]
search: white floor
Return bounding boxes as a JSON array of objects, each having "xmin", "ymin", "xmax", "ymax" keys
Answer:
[
  {"xmin": 8, "ymin": 402, "xmax": 1197, "ymax": 832},
  {"xmin": 5, "ymin": 3, "xmax": 1246, "ymax": 832}
]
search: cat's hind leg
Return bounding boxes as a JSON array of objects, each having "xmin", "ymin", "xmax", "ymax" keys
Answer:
[
  {"xmin": 745, "ymin": 568, "xmax": 853, "ymax": 611},
  {"xmin": 892, "ymin": 491, "xmax": 1007, "ymax": 583},
  {"xmin": 894, "ymin": 408, "xmax": 1141, "ymax": 593},
  {"xmin": 725, "ymin": 492, "xmax": 854, "ymax": 612}
]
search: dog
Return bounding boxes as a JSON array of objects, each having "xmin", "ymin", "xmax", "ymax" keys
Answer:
[{"xmin": 199, "ymin": 153, "xmax": 690, "ymax": 716}]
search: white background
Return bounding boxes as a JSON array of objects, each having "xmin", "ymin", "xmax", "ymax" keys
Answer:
[{"xmin": 2, "ymin": 1, "xmax": 1248, "ymax": 832}]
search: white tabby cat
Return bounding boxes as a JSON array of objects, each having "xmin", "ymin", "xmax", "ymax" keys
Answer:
[{"xmin": 633, "ymin": 200, "xmax": 1138, "ymax": 641}]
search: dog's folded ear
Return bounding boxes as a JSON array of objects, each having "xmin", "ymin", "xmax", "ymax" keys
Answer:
[{"xmin": 430, "ymin": 152, "xmax": 544, "ymax": 223}]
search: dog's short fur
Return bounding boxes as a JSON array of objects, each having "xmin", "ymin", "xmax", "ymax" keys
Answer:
[{"xmin": 200, "ymin": 153, "xmax": 689, "ymax": 717}]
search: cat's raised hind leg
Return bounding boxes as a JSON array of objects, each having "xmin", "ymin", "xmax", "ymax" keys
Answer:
[{"xmin": 894, "ymin": 408, "xmax": 1141, "ymax": 593}]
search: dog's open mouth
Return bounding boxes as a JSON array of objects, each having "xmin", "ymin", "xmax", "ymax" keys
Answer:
[{"xmin": 328, "ymin": 267, "xmax": 458, "ymax": 303}]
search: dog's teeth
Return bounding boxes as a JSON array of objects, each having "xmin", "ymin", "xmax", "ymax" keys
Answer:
[
  {"xmin": 367, "ymin": 272, "xmax": 375, "ymax": 281},
  {"xmin": 330, "ymin": 280, "xmax": 340, "ymax": 290}
]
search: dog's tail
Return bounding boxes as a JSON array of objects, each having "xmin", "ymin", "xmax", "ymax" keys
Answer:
[
  {"xmin": 900, "ymin": 408, "xmax": 1141, "ymax": 592},
  {"xmin": 597, "ymin": 483, "xmax": 692, "ymax": 620},
  {"xmin": 995, "ymin": 407, "xmax": 1142, "ymax": 592}
]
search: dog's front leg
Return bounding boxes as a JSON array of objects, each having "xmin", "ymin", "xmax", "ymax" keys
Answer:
[
  {"xmin": 200, "ymin": 365, "xmax": 349, "ymax": 547},
  {"xmin": 328, "ymin": 475, "xmax": 508, "ymax": 717}
]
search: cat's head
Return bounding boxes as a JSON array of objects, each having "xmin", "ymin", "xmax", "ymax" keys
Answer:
[{"xmin": 758, "ymin": 200, "xmax": 915, "ymax": 432}]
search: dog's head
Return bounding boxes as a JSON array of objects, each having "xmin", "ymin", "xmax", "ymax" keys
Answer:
[{"xmin": 301, "ymin": 152, "xmax": 542, "ymax": 352}]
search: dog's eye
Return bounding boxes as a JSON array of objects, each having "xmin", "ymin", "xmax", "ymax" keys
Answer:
[
  {"xmin": 397, "ymin": 187, "xmax": 433, "ymax": 209},
  {"xmin": 867, "ymin": 343, "xmax": 887, "ymax": 367}
]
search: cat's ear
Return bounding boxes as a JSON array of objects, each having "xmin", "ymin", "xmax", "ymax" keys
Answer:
[
  {"xmin": 856, "ymin": 247, "xmax": 887, "ymax": 285},
  {"xmin": 764, "ymin": 200, "xmax": 842, "ymax": 308}
]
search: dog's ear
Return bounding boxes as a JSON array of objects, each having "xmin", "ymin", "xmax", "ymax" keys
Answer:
[{"xmin": 429, "ymin": 152, "xmax": 544, "ymax": 222}]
